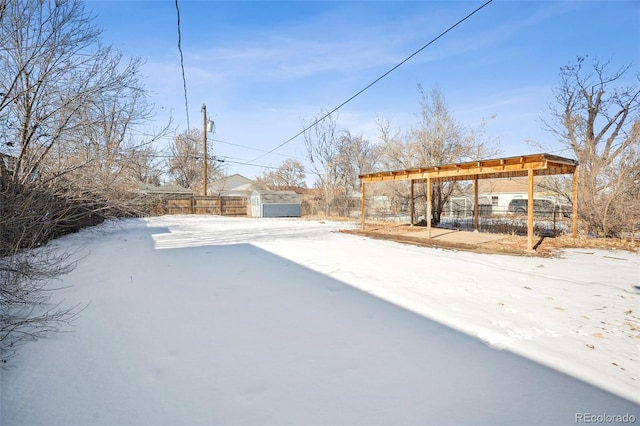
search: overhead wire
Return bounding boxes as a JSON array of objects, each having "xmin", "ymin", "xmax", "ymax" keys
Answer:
[
  {"xmin": 175, "ymin": 0, "xmax": 190, "ymax": 129},
  {"xmin": 244, "ymin": 0, "xmax": 494, "ymax": 166},
  {"xmin": 214, "ymin": 138, "xmax": 307, "ymax": 162},
  {"xmin": 123, "ymin": 124, "xmax": 304, "ymax": 168},
  {"xmin": 160, "ymin": 1, "xmax": 493, "ymax": 174},
  {"xmin": 123, "ymin": 151, "xmax": 282, "ymax": 170},
  {"xmin": 218, "ymin": 159, "xmax": 281, "ymax": 170}
]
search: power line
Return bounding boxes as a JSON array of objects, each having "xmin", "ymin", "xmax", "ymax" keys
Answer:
[
  {"xmin": 123, "ymin": 127, "xmax": 308, "ymax": 164},
  {"xmin": 214, "ymin": 138, "xmax": 307, "ymax": 161},
  {"xmin": 245, "ymin": 0, "xmax": 494, "ymax": 165},
  {"xmin": 220, "ymin": 158, "xmax": 281, "ymax": 170},
  {"xmin": 175, "ymin": 0, "xmax": 190, "ymax": 129},
  {"xmin": 131, "ymin": 152, "xmax": 281, "ymax": 170}
]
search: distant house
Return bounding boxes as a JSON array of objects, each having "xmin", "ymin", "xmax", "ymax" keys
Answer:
[
  {"xmin": 442, "ymin": 177, "xmax": 564, "ymax": 217},
  {"xmin": 478, "ymin": 177, "xmax": 562, "ymax": 214},
  {"xmin": 250, "ymin": 190, "xmax": 302, "ymax": 218},
  {"xmin": 0, "ymin": 143, "xmax": 18, "ymax": 188},
  {"xmin": 208, "ymin": 174, "xmax": 256, "ymax": 196}
]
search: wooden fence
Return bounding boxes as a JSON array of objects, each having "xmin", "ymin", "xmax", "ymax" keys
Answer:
[{"xmin": 160, "ymin": 196, "xmax": 248, "ymax": 216}]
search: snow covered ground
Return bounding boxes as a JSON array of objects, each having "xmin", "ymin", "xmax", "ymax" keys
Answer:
[{"xmin": 2, "ymin": 215, "xmax": 638, "ymax": 425}]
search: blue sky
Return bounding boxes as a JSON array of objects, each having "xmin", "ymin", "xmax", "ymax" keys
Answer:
[{"xmin": 86, "ymin": 0, "xmax": 639, "ymax": 181}]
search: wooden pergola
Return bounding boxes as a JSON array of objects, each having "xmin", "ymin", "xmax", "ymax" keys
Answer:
[{"xmin": 358, "ymin": 153, "xmax": 579, "ymax": 251}]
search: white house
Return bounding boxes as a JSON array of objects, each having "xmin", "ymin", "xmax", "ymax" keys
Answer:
[
  {"xmin": 442, "ymin": 177, "xmax": 565, "ymax": 217},
  {"xmin": 478, "ymin": 177, "xmax": 561, "ymax": 215}
]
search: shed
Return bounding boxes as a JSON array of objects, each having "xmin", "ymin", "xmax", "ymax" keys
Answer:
[{"xmin": 250, "ymin": 190, "xmax": 302, "ymax": 218}]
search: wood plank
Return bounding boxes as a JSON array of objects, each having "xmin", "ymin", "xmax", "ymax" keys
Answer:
[
  {"xmin": 361, "ymin": 181, "xmax": 366, "ymax": 231},
  {"xmin": 360, "ymin": 161, "xmax": 554, "ymax": 183},
  {"xmin": 473, "ymin": 177, "xmax": 479, "ymax": 231},
  {"xmin": 527, "ymin": 169, "xmax": 534, "ymax": 251},
  {"xmin": 427, "ymin": 176, "xmax": 432, "ymax": 239},
  {"xmin": 572, "ymin": 167, "xmax": 579, "ymax": 238},
  {"xmin": 359, "ymin": 153, "xmax": 577, "ymax": 183},
  {"xmin": 410, "ymin": 180, "xmax": 415, "ymax": 226}
]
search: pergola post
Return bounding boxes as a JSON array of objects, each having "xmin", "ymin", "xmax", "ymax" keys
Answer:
[
  {"xmin": 361, "ymin": 181, "xmax": 366, "ymax": 231},
  {"xmin": 572, "ymin": 167, "xmax": 579, "ymax": 239},
  {"xmin": 527, "ymin": 168, "xmax": 534, "ymax": 251},
  {"xmin": 473, "ymin": 177, "xmax": 479, "ymax": 232},
  {"xmin": 410, "ymin": 180, "xmax": 415, "ymax": 226},
  {"xmin": 426, "ymin": 176, "xmax": 432, "ymax": 239}
]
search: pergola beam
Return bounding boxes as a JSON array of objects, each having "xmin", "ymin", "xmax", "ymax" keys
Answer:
[{"xmin": 360, "ymin": 155, "xmax": 577, "ymax": 184}]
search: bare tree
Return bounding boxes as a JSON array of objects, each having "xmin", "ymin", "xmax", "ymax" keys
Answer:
[
  {"xmin": 256, "ymin": 159, "xmax": 307, "ymax": 190},
  {"xmin": 379, "ymin": 86, "xmax": 495, "ymax": 224},
  {"xmin": 167, "ymin": 129, "xmax": 202, "ymax": 190},
  {"xmin": 376, "ymin": 118, "xmax": 415, "ymax": 216},
  {"xmin": 335, "ymin": 131, "xmax": 379, "ymax": 193},
  {"xmin": 377, "ymin": 118, "xmax": 412, "ymax": 170},
  {"xmin": 543, "ymin": 57, "xmax": 640, "ymax": 237},
  {"xmin": 303, "ymin": 111, "xmax": 343, "ymax": 216},
  {"xmin": 167, "ymin": 128, "xmax": 221, "ymax": 192},
  {"xmin": 41, "ymin": 89, "xmax": 171, "ymax": 202},
  {"xmin": 0, "ymin": 0, "xmax": 155, "ymax": 187},
  {"xmin": 121, "ymin": 145, "xmax": 164, "ymax": 186},
  {"xmin": 0, "ymin": 182, "xmax": 87, "ymax": 366},
  {"xmin": 0, "ymin": 0, "xmax": 169, "ymax": 213},
  {"xmin": 0, "ymin": 0, "xmax": 165, "ymax": 365},
  {"xmin": 303, "ymin": 111, "xmax": 381, "ymax": 216},
  {"xmin": 413, "ymin": 86, "xmax": 496, "ymax": 223}
]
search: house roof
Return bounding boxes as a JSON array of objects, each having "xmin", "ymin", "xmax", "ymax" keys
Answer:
[
  {"xmin": 0, "ymin": 142, "xmax": 18, "ymax": 158},
  {"xmin": 477, "ymin": 177, "xmax": 556, "ymax": 194},
  {"xmin": 135, "ymin": 183, "xmax": 193, "ymax": 195},
  {"xmin": 209, "ymin": 173, "xmax": 255, "ymax": 194}
]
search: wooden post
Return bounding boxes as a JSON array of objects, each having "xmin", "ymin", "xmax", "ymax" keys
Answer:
[
  {"xmin": 219, "ymin": 195, "xmax": 223, "ymax": 216},
  {"xmin": 473, "ymin": 177, "xmax": 479, "ymax": 232},
  {"xmin": 426, "ymin": 176, "xmax": 432, "ymax": 239},
  {"xmin": 410, "ymin": 180, "xmax": 415, "ymax": 226},
  {"xmin": 572, "ymin": 167, "xmax": 578, "ymax": 238},
  {"xmin": 202, "ymin": 104, "xmax": 208, "ymax": 197},
  {"xmin": 527, "ymin": 169, "xmax": 534, "ymax": 251},
  {"xmin": 361, "ymin": 181, "xmax": 366, "ymax": 231}
]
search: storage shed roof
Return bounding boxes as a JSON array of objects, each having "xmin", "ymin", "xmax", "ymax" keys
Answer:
[{"xmin": 252, "ymin": 190, "xmax": 302, "ymax": 204}]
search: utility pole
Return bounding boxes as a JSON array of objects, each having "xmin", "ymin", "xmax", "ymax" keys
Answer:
[{"xmin": 201, "ymin": 103, "xmax": 208, "ymax": 196}]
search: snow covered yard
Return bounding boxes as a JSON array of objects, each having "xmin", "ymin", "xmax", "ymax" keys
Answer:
[{"xmin": 1, "ymin": 215, "xmax": 638, "ymax": 425}]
